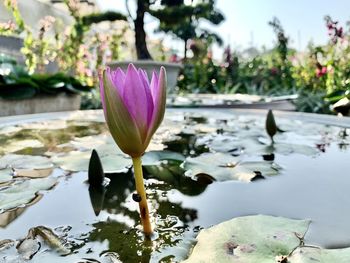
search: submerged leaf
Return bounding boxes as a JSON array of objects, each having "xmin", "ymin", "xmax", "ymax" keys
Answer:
[{"xmin": 16, "ymin": 226, "xmax": 71, "ymax": 259}]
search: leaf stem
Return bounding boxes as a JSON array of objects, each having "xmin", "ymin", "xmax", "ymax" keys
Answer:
[{"xmin": 132, "ymin": 156, "xmax": 153, "ymax": 236}]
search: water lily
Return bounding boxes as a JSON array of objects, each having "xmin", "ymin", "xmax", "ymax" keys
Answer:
[
  {"xmin": 100, "ymin": 63, "xmax": 167, "ymax": 236},
  {"xmin": 100, "ymin": 64, "xmax": 166, "ymax": 158}
]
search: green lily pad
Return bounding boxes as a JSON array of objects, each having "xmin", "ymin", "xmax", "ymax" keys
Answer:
[
  {"xmin": 183, "ymin": 153, "xmax": 281, "ymax": 182},
  {"xmin": 64, "ymin": 134, "xmax": 116, "ymax": 151},
  {"xmin": 52, "ymin": 147, "xmax": 131, "ymax": 173},
  {"xmin": 142, "ymin": 151, "xmax": 185, "ymax": 166},
  {"xmin": 183, "ymin": 215, "xmax": 310, "ymax": 263},
  {"xmin": 288, "ymin": 246, "xmax": 350, "ymax": 263},
  {"xmin": 0, "ymin": 169, "xmax": 12, "ymax": 184},
  {"xmin": 0, "ymin": 177, "xmax": 57, "ymax": 212},
  {"xmin": 0, "ymin": 154, "xmax": 53, "ymax": 170},
  {"xmin": 202, "ymin": 131, "xmax": 318, "ymax": 156}
]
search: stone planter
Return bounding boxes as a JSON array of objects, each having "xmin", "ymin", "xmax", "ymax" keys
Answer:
[
  {"xmin": 108, "ymin": 60, "xmax": 182, "ymax": 92},
  {"xmin": 0, "ymin": 93, "xmax": 81, "ymax": 117}
]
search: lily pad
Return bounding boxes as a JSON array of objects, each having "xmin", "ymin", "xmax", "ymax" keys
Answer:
[
  {"xmin": 288, "ymin": 246, "xmax": 350, "ymax": 263},
  {"xmin": 0, "ymin": 154, "xmax": 53, "ymax": 170},
  {"xmin": 14, "ymin": 168, "xmax": 53, "ymax": 178},
  {"xmin": 0, "ymin": 169, "xmax": 12, "ymax": 184},
  {"xmin": 52, "ymin": 147, "xmax": 131, "ymax": 173},
  {"xmin": 142, "ymin": 151, "xmax": 185, "ymax": 166},
  {"xmin": 183, "ymin": 153, "xmax": 281, "ymax": 182},
  {"xmin": 0, "ymin": 139, "xmax": 44, "ymax": 154},
  {"xmin": 0, "ymin": 126, "xmax": 22, "ymax": 135},
  {"xmin": 20, "ymin": 120, "xmax": 68, "ymax": 130},
  {"xmin": 0, "ymin": 177, "xmax": 57, "ymax": 212},
  {"xmin": 183, "ymin": 215, "xmax": 310, "ymax": 263}
]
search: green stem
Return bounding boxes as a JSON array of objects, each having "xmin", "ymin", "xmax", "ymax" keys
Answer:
[{"xmin": 132, "ymin": 156, "xmax": 153, "ymax": 236}]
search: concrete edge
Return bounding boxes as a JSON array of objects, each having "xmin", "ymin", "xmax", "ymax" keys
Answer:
[{"xmin": 0, "ymin": 108, "xmax": 350, "ymax": 128}]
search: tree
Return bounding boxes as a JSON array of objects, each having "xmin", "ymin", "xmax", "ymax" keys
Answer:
[
  {"xmin": 150, "ymin": 0, "xmax": 224, "ymax": 59},
  {"xmin": 125, "ymin": 0, "xmax": 224, "ymax": 60}
]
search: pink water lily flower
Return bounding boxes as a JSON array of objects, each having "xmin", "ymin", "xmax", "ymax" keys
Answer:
[{"xmin": 100, "ymin": 63, "xmax": 167, "ymax": 158}]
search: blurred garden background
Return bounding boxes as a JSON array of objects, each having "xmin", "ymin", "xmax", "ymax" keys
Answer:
[{"xmin": 1, "ymin": 0, "xmax": 350, "ymax": 115}]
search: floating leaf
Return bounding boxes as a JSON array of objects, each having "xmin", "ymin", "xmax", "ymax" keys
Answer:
[
  {"xmin": 183, "ymin": 153, "xmax": 280, "ymax": 182},
  {"xmin": 142, "ymin": 151, "xmax": 185, "ymax": 166},
  {"xmin": 0, "ymin": 169, "xmax": 12, "ymax": 184},
  {"xmin": 0, "ymin": 177, "xmax": 57, "ymax": 212},
  {"xmin": 288, "ymin": 246, "xmax": 350, "ymax": 262},
  {"xmin": 14, "ymin": 168, "xmax": 53, "ymax": 178},
  {"xmin": 20, "ymin": 120, "xmax": 68, "ymax": 130},
  {"xmin": 0, "ymin": 126, "xmax": 22, "ymax": 135},
  {"xmin": 0, "ymin": 154, "xmax": 53, "ymax": 170},
  {"xmin": 183, "ymin": 215, "xmax": 310, "ymax": 263},
  {"xmin": 0, "ymin": 205, "xmax": 33, "ymax": 228},
  {"xmin": 0, "ymin": 139, "xmax": 44, "ymax": 154},
  {"xmin": 51, "ymin": 151, "xmax": 92, "ymax": 172},
  {"xmin": 52, "ymin": 148, "xmax": 131, "ymax": 173}
]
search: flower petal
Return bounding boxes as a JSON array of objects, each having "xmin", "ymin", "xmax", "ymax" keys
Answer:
[
  {"xmin": 102, "ymin": 69, "xmax": 144, "ymax": 157},
  {"xmin": 123, "ymin": 64, "xmax": 150, "ymax": 140},
  {"xmin": 145, "ymin": 66, "xmax": 167, "ymax": 145},
  {"xmin": 99, "ymin": 74, "xmax": 107, "ymax": 116},
  {"xmin": 138, "ymin": 69, "xmax": 154, "ymax": 126},
  {"xmin": 109, "ymin": 67, "xmax": 126, "ymax": 96}
]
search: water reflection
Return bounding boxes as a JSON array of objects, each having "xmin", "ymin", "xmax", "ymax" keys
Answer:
[{"xmin": 87, "ymin": 164, "xmax": 206, "ymax": 262}]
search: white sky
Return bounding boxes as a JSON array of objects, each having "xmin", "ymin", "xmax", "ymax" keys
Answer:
[{"xmin": 96, "ymin": 0, "xmax": 350, "ymax": 58}]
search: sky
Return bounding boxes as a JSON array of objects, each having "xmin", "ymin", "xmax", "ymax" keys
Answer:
[{"xmin": 96, "ymin": 0, "xmax": 350, "ymax": 58}]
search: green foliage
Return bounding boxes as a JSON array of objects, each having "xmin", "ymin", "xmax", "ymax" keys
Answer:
[
  {"xmin": 56, "ymin": 1, "xmax": 127, "ymax": 85},
  {"xmin": 0, "ymin": 60, "xmax": 91, "ymax": 100},
  {"xmin": 178, "ymin": 15, "xmax": 350, "ymax": 114},
  {"xmin": 3, "ymin": 0, "xmax": 25, "ymax": 33},
  {"xmin": 150, "ymin": 0, "xmax": 224, "ymax": 57}
]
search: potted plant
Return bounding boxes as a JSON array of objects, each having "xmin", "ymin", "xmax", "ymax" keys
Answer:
[
  {"xmin": 108, "ymin": 0, "xmax": 224, "ymax": 91},
  {"xmin": 0, "ymin": 55, "xmax": 91, "ymax": 116}
]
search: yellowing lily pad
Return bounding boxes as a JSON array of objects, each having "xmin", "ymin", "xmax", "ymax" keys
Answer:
[
  {"xmin": 0, "ymin": 139, "xmax": 44, "ymax": 154},
  {"xmin": 183, "ymin": 153, "xmax": 280, "ymax": 182},
  {"xmin": 183, "ymin": 215, "xmax": 310, "ymax": 263}
]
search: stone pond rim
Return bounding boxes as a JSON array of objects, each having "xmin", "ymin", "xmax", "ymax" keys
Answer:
[{"xmin": 1, "ymin": 108, "xmax": 349, "ymax": 129}]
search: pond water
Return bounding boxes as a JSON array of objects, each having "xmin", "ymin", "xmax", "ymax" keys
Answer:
[{"xmin": 0, "ymin": 109, "xmax": 349, "ymax": 262}]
